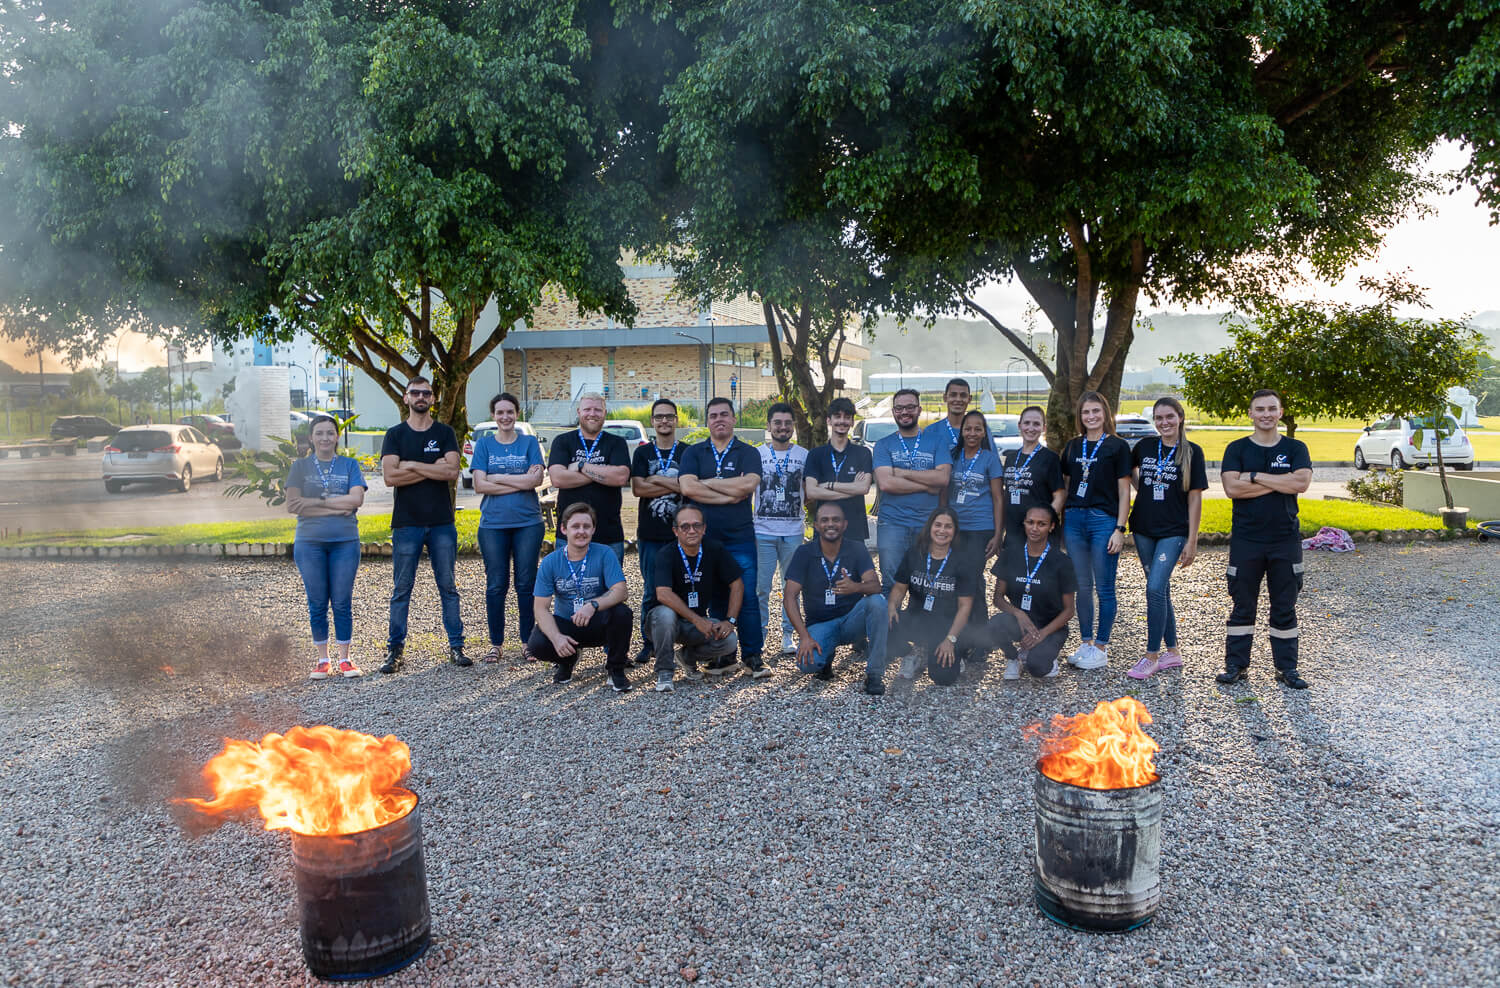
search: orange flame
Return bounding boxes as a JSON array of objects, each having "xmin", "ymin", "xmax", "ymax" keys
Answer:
[
  {"xmin": 180, "ymin": 726, "xmax": 417, "ymax": 837},
  {"xmin": 1027, "ymin": 697, "xmax": 1160, "ymax": 790}
]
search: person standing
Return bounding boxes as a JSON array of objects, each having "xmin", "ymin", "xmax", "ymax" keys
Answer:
[
  {"xmin": 1000, "ymin": 405, "xmax": 1066, "ymax": 547},
  {"xmin": 873, "ymin": 389, "xmax": 951, "ymax": 590},
  {"xmin": 649, "ymin": 504, "xmax": 745, "ymax": 692},
  {"xmin": 1059, "ymin": 390, "xmax": 1132, "ymax": 672},
  {"xmin": 986, "ymin": 505, "xmax": 1077, "ymax": 679},
  {"xmin": 784, "ymin": 502, "xmax": 890, "ymax": 695},
  {"xmin": 804, "ymin": 396, "xmax": 874, "ymax": 552},
  {"xmin": 887, "ymin": 507, "xmax": 977, "ymax": 686},
  {"xmin": 548, "ymin": 392, "xmax": 632, "ymax": 562},
  {"xmin": 1217, "ymin": 389, "xmax": 1313, "ymax": 689},
  {"xmin": 529, "ymin": 503, "xmax": 635, "ymax": 692},
  {"xmin": 679, "ymin": 397, "xmax": 768, "ymax": 677},
  {"xmin": 629, "ymin": 398, "xmax": 686, "ymax": 666},
  {"xmin": 380, "ymin": 377, "xmax": 465, "ymax": 673},
  {"xmin": 287, "ymin": 414, "xmax": 367, "ymax": 680},
  {"xmin": 754, "ymin": 402, "xmax": 808, "ymax": 655},
  {"xmin": 922, "ymin": 378, "xmax": 972, "ymax": 459},
  {"xmin": 1126, "ymin": 397, "xmax": 1207, "ymax": 680},
  {"xmin": 471, "ymin": 392, "xmax": 546, "ymax": 664}
]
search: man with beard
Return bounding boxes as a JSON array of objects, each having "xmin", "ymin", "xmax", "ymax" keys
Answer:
[
  {"xmin": 784, "ymin": 501, "xmax": 890, "ymax": 695},
  {"xmin": 648, "ymin": 504, "xmax": 743, "ymax": 692},
  {"xmin": 379, "ymin": 376, "xmax": 465, "ymax": 673},
  {"xmin": 805, "ymin": 397, "xmax": 874, "ymax": 549},
  {"xmin": 629, "ymin": 398, "xmax": 686, "ymax": 666},
  {"xmin": 754, "ymin": 402, "xmax": 808, "ymax": 656},
  {"xmin": 548, "ymin": 392, "xmax": 632, "ymax": 563},
  {"xmin": 873, "ymin": 389, "xmax": 950, "ymax": 590}
]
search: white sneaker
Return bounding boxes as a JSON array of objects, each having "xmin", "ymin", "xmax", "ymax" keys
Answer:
[
  {"xmin": 1043, "ymin": 658, "xmax": 1061, "ymax": 678},
  {"xmin": 899, "ymin": 651, "xmax": 922, "ymax": 679},
  {"xmin": 1072, "ymin": 644, "xmax": 1109, "ymax": 670},
  {"xmin": 1003, "ymin": 657, "xmax": 1021, "ymax": 681}
]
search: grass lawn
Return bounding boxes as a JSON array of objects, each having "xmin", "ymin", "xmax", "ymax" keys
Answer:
[{"xmin": 1187, "ymin": 428, "xmax": 1500, "ymax": 462}]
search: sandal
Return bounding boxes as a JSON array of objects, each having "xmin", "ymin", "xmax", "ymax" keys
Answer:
[{"xmin": 482, "ymin": 645, "xmax": 502, "ymax": 664}]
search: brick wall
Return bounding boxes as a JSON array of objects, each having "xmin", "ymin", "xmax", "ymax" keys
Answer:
[
  {"xmin": 504, "ymin": 344, "xmax": 785, "ymax": 407},
  {"xmin": 527, "ymin": 277, "xmax": 702, "ymax": 331}
]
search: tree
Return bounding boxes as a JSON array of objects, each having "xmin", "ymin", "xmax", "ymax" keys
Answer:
[
  {"xmin": 0, "ymin": 0, "xmax": 659, "ymax": 453},
  {"xmin": 1167, "ymin": 277, "xmax": 1484, "ymax": 469}
]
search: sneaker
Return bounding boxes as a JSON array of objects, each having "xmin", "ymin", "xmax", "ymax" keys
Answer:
[
  {"xmin": 743, "ymin": 656, "xmax": 773, "ymax": 680},
  {"xmin": 1157, "ymin": 649, "xmax": 1184, "ymax": 671},
  {"xmin": 630, "ymin": 644, "xmax": 652, "ymax": 667},
  {"xmin": 1003, "ymin": 657, "xmax": 1021, "ymax": 681},
  {"xmin": 814, "ymin": 663, "xmax": 834, "ymax": 681},
  {"xmin": 378, "ymin": 647, "xmax": 404, "ymax": 675},
  {"xmin": 449, "ymin": 646, "xmax": 472, "ymax": 668},
  {"xmin": 310, "ymin": 658, "xmax": 331, "ymax": 680},
  {"xmin": 680, "ymin": 656, "xmax": 704, "ymax": 682},
  {"xmin": 864, "ymin": 675, "xmax": 886, "ymax": 696},
  {"xmin": 609, "ymin": 669, "xmax": 633, "ymax": 693},
  {"xmin": 553, "ymin": 658, "xmax": 577, "ymax": 684},
  {"xmin": 1215, "ymin": 667, "xmax": 1247, "ymax": 684},
  {"xmin": 705, "ymin": 655, "xmax": 738, "ymax": 678},
  {"xmin": 781, "ymin": 640, "xmax": 797, "ymax": 655},
  {"xmin": 655, "ymin": 670, "xmax": 675, "ymax": 692},
  {"xmin": 482, "ymin": 645, "xmax": 502, "ymax": 664},
  {"xmin": 1071, "ymin": 644, "xmax": 1109, "ymax": 670},
  {"xmin": 899, "ymin": 651, "xmax": 922, "ymax": 680},
  {"xmin": 336, "ymin": 658, "xmax": 363, "ymax": 678},
  {"xmin": 1043, "ymin": 658, "xmax": 1061, "ymax": 678},
  {"xmin": 1275, "ymin": 668, "xmax": 1310, "ymax": 690},
  {"xmin": 1066, "ymin": 644, "xmax": 1092, "ymax": 667},
  {"xmin": 1126, "ymin": 655, "xmax": 1160, "ymax": 680}
]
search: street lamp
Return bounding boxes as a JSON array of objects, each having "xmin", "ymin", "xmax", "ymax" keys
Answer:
[
  {"xmin": 881, "ymin": 352, "xmax": 904, "ymax": 392},
  {"xmin": 676, "ymin": 331, "xmax": 707, "ymax": 408},
  {"xmin": 1004, "ymin": 356, "xmax": 1028, "ymax": 413},
  {"xmin": 706, "ymin": 316, "xmax": 717, "ymax": 399},
  {"xmin": 288, "ymin": 362, "xmax": 311, "ymax": 409},
  {"xmin": 484, "ymin": 353, "xmax": 502, "ymax": 397}
]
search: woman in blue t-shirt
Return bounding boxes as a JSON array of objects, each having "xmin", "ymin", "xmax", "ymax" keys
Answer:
[
  {"xmin": 285, "ymin": 415, "xmax": 368, "ymax": 680},
  {"xmin": 472, "ymin": 392, "xmax": 546, "ymax": 663},
  {"xmin": 940, "ymin": 410, "xmax": 1003, "ymax": 654}
]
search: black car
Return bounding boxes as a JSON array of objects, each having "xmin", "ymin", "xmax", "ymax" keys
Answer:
[
  {"xmin": 1113, "ymin": 415, "xmax": 1159, "ymax": 448},
  {"xmin": 50, "ymin": 415, "xmax": 121, "ymax": 439}
]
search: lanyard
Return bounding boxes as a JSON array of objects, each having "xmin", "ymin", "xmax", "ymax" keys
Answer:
[
  {"xmin": 923, "ymin": 551, "xmax": 951, "ymax": 589},
  {"xmin": 895, "ymin": 432, "xmax": 920, "ymax": 465},
  {"xmin": 945, "ymin": 421, "xmax": 959, "ymax": 446},
  {"xmin": 710, "ymin": 438, "xmax": 736, "ymax": 477},
  {"xmin": 956, "ymin": 450, "xmax": 982, "ymax": 485},
  {"xmin": 1022, "ymin": 541, "xmax": 1051, "ymax": 588},
  {"xmin": 829, "ymin": 446, "xmax": 849, "ymax": 478},
  {"xmin": 564, "ymin": 553, "xmax": 590, "ymax": 602},
  {"xmin": 312, "ymin": 456, "xmax": 337, "ymax": 492},
  {"xmin": 820, "ymin": 554, "xmax": 843, "ymax": 585},
  {"xmin": 1155, "ymin": 439, "xmax": 1177, "ymax": 484},
  {"xmin": 654, "ymin": 440, "xmax": 678, "ymax": 475},
  {"xmin": 577, "ymin": 429, "xmax": 601, "ymax": 464},
  {"xmin": 767, "ymin": 445, "xmax": 791, "ymax": 477},
  {"xmin": 1012, "ymin": 444, "xmax": 1040, "ymax": 478},
  {"xmin": 677, "ymin": 545, "xmax": 703, "ymax": 586}
]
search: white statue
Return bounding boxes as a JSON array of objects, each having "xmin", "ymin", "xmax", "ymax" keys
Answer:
[
  {"xmin": 1446, "ymin": 386, "xmax": 1479, "ymax": 427},
  {"xmin": 224, "ymin": 365, "xmax": 292, "ymax": 452}
]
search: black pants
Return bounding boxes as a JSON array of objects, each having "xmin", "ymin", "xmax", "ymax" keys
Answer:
[
  {"xmin": 526, "ymin": 603, "xmax": 634, "ymax": 672},
  {"xmin": 1225, "ymin": 537, "xmax": 1303, "ymax": 672},
  {"xmin": 889, "ymin": 610, "xmax": 975, "ymax": 686},
  {"xmin": 953, "ymin": 529, "xmax": 993, "ymax": 643},
  {"xmin": 985, "ymin": 613, "xmax": 1068, "ymax": 677}
]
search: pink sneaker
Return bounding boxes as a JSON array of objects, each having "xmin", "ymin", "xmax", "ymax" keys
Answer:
[
  {"xmin": 1126, "ymin": 655, "xmax": 1159, "ymax": 680},
  {"xmin": 336, "ymin": 657, "xmax": 363, "ymax": 678},
  {"xmin": 1157, "ymin": 650, "xmax": 1184, "ymax": 671}
]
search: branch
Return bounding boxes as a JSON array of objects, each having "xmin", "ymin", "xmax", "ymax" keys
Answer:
[
  {"xmin": 961, "ymin": 295, "xmax": 1056, "ymax": 385},
  {"xmin": 1063, "ymin": 213, "xmax": 1095, "ymax": 392},
  {"xmin": 1272, "ymin": 34, "xmax": 1406, "ymax": 125}
]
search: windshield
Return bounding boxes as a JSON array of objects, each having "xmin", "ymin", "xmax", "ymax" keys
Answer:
[
  {"xmin": 863, "ymin": 422, "xmax": 899, "ymax": 444},
  {"xmin": 604, "ymin": 425, "xmax": 641, "ymax": 439},
  {"xmin": 985, "ymin": 417, "xmax": 1020, "ymax": 437},
  {"xmin": 1410, "ymin": 414, "xmax": 1460, "ymax": 432}
]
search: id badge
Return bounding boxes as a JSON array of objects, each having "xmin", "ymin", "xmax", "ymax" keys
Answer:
[
  {"xmin": 687, "ymin": 591, "xmax": 699, "ymax": 609},
  {"xmin": 1020, "ymin": 594, "xmax": 1033, "ymax": 612},
  {"xmin": 1153, "ymin": 484, "xmax": 1166, "ymax": 501},
  {"xmin": 1075, "ymin": 481, "xmax": 1088, "ymax": 497},
  {"xmin": 825, "ymin": 589, "xmax": 837, "ymax": 606},
  {"xmin": 923, "ymin": 594, "xmax": 935, "ymax": 612},
  {"xmin": 1010, "ymin": 489, "xmax": 1021, "ymax": 505}
]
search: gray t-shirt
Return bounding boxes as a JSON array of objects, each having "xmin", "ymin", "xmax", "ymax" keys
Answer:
[{"xmin": 286, "ymin": 455, "xmax": 367, "ymax": 542}]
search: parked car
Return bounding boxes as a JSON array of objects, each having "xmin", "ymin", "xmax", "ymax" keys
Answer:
[
  {"xmin": 460, "ymin": 421, "xmax": 545, "ymax": 489},
  {"xmin": 1354, "ymin": 413, "xmax": 1475, "ymax": 470},
  {"xmin": 50, "ymin": 415, "xmax": 120, "ymax": 440},
  {"xmin": 602, "ymin": 419, "xmax": 651, "ymax": 450},
  {"xmin": 289, "ymin": 411, "xmax": 313, "ymax": 433},
  {"xmin": 1114, "ymin": 415, "xmax": 1159, "ymax": 448},
  {"xmin": 850, "ymin": 417, "xmax": 900, "ymax": 449},
  {"xmin": 102, "ymin": 424, "xmax": 224, "ymax": 493},
  {"xmin": 177, "ymin": 414, "xmax": 236, "ymax": 440},
  {"xmin": 985, "ymin": 414, "xmax": 1023, "ymax": 456}
]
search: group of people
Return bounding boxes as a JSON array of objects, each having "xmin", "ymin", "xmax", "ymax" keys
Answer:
[{"xmin": 285, "ymin": 377, "xmax": 1314, "ymax": 695}]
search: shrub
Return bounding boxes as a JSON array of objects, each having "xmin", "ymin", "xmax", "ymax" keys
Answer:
[
  {"xmin": 611, "ymin": 403, "xmax": 701, "ymax": 428},
  {"xmin": 1345, "ymin": 469, "xmax": 1404, "ymax": 506}
]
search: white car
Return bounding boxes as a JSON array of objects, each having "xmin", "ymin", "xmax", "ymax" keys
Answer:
[
  {"xmin": 985, "ymin": 414, "xmax": 1024, "ymax": 456},
  {"xmin": 1354, "ymin": 414, "xmax": 1475, "ymax": 470},
  {"xmin": 461, "ymin": 421, "xmax": 543, "ymax": 489},
  {"xmin": 102, "ymin": 424, "xmax": 224, "ymax": 493},
  {"xmin": 602, "ymin": 419, "xmax": 651, "ymax": 449}
]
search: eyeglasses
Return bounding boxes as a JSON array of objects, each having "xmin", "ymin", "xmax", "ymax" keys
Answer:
[
  {"xmin": 407, "ymin": 389, "xmax": 434, "ymax": 397},
  {"xmin": 675, "ymin": 522, "xmax": 704, "ymax": 531},
  {"xmin": 892, "ymin": 403, "xmax": 920, "ymax": 412},
  {"xmin": 652, "ymin": 414, "xmax": 678, "ymax": 421}
]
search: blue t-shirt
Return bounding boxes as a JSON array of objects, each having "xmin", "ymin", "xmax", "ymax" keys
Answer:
[
  {"xmin": 947, "ymin": 446, "xmax": 1003, "ymax": 531},
  {"xmin": 873, "ymin": 429, "xmax": 946, "ymax": 528},
  {"xmin": 534, "ymin": 542, "xmax": 627, "ymax": 622},
  {"xmin": 680, "ymin": 438, "xmax": 761, "ymax": 543},
  {"xmin": 472, "ymin": 433, "xmax": 544, "ymax": 529},
  {"xmin": 921, "ymin": 418, "xmax": 965, "ymax": 460},
  {"xmin": 286, "ymin": 455, "xmax": 366, "ymax": 543},
  {"xmin": 786, "ymin": 539, "xmax": 878, "ymax": 626}
]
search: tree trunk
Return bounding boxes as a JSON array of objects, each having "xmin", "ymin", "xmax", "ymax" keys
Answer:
[
  {"xmin": 762, "ymin": 297, "xmax": 837, "ymax": 448},
  {"xmin": 1434, "ymin": 412, "xmax": 1454, "ymax": 509}
]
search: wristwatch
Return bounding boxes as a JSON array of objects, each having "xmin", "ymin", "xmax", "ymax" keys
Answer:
[
  {"xmin": 727, "ymin": 617, "xmax": 737, "ymax": 625},
  {"xmin": 1115, "ymin": 525, "xmax": 1126, "ymax": 533},
  {"xmin": 1248, "ymin": 471, "xmax": 1257, "ymax": 485},
  {"xmin": 946, "ymin": 634, "xmax": 958, "ymax": 644}
]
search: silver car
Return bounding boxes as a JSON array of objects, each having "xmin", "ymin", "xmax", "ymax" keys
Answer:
[{"xmin": 102, "ymin": 424, "xmax": 224, "ymax": 493}]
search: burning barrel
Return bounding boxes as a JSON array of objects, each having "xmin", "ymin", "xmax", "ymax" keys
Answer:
[{"xmin": 1027, "ymin": 697, "xmax": 1162, "ymax": 932}]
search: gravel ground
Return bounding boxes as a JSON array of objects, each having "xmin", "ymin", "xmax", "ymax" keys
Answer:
[{"xmin": 2, "ymin": 543, "xmax": 1497, "ymax": 987}]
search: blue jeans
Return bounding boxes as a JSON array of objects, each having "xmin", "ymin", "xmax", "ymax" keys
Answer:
[
  {"xmin": 389, "ymin": 524, "xmax": 464, "ymax": 650},
  {"xmin": 477, "ymin": 523, "xmax": 545, "ymax": 647},
  {"xmin": 293, "ymin": 539, "xmax": 361, "ymax": 644},
  {"xmin": 1134, "ymin": 534, "xmax": 1186, "ymax": 653},
  {"xmin": 876, "ymin": 521, "xmax": 922, "ymax": 592},
  {"xmin": 717, "ymin": 538, "xmax": 763, "ymax": 660},
  {"xmin": 799, "ymin": 594, "xmax": 890, "ymax": 678},
  {"xmin": 637, "ymin": 539, "xmax": 672, "ymax": 648},
  {"xmin": 756, "ymin": 533, "xmax": 802, "ymax": 642},
  {"xmin": 1063, "ymin": 507, "xmax": 1121, "ymax": 645}
]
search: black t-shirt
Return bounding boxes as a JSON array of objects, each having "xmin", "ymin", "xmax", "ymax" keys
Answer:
[
  {"xmin": 1222, "ymin": 435, "xmax": 1312, "ymax": 543},
  {"xmin": 631, "ymin": 440, "xmax": 686, "ymax": 543},
  {"xmin": 1061, "ymin": 434, "xmax": 1133, "ymax": 513},
  {"xmin": 380, "ymin": 421, "xmax": 459, "ymax": 528},
  {"xmin": 1001, "ymin": 444, "xmax": 1064, "ymax": 537},
  {"xmin": 785, "ymin": 538, "xmax": 878, "ymax": 626},
  {"xmin": 653, "ymin": 538, "xmax": 743, "ymax": 618},
  {"xmin": 991, "ymin": 541, "xmax": 1077, "ymax": 629},
  {"xmin": 1128, "ymin": 439, "xmax": 1209, "ymax": 538},
  {"xmin": 548, "ymin": 429, "xmax": 632, "ymax": 544},
  {"xmin": 805, "ymin": 441, "xmax": 874, "ymax": 540},
  {"xmin": 679, "ymin": 438, "xmax": 760, "ymax": 543},
  {"xmin": 893, "ymin": 544, "xmax": 978, "ymax": 623}
]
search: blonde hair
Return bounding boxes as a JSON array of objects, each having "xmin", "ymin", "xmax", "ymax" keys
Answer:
[{"xmin": 1152, "ymin": 397, "xmax": 1193, "ymax": 492}]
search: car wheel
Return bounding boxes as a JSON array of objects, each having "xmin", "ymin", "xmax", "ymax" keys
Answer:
[
  {"xmin": 1390, "ymin": 450, "xmax": 1406, "ymax": 471},
  {"xmin": 178, "ymin": 465, "xmax": 193, "ymax": 493},
  {"xmin": 1454, "ymin": 461, "xmax": 1474, "ymax": 471},
  {"xmin": 212, "ymin": 458, "xmax": 224, "ymax": 482},
  {"xmin": 105, "ymin": 480, "xmax": 123, "ymax": 494},
  {"xmin": 461, "ymin": 475, "xmax": 473, "ymax": 490},
  {"xmin": 1353, "ymin": 447, "xmax": 1368, "ymax": 471}
]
